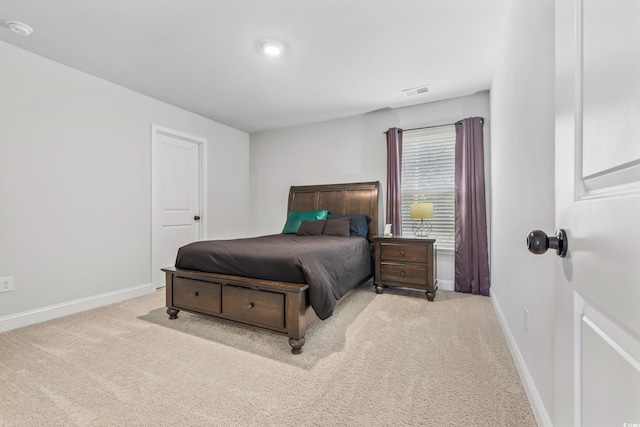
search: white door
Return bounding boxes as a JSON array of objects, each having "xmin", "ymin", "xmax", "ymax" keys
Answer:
[
  {"xmin": 555, "ymin": 0, "xmax": 640, "ymax": 425},
  {"xmin": 151, "ymin": 125, "xmax": 206, "ymax": 289}
]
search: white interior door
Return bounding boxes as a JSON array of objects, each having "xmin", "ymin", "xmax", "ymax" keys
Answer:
[
  {"xmin": 555, "ymin": 0, "xmax": 640, "ymax": 425},
  {"xmin": 152, "ymin": 125, "xmax": 206, "ymax": 289}
]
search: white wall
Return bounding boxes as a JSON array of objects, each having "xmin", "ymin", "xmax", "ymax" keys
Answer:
[
  {"xmin": 489, "ymin": 0, "xmax": 555, "ymax": 425},
  {"xmin": 0, "ymin": 41, "xmax": 250, "ymax": 328},
  {"xmin": 249, "ymin": 92, "xmax": 491, "ymax": 290}
]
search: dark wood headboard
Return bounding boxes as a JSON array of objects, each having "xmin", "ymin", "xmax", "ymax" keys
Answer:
[{"xmin": 287, "ymin": 181, "xmax": 380, "ymax": 238}]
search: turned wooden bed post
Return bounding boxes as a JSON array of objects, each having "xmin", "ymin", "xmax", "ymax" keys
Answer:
[
  {"xmin": 165, "ymin": 269, "xmax": 180, "ymax": 319},
  {"xmin": 285, "ymin": 286, "xmax": 309, "ymax": 354}
]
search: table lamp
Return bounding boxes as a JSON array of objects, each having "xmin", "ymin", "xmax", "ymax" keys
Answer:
[{"xmin": 410, "ymin": 202, "xmax": 434, "ymax": 238}]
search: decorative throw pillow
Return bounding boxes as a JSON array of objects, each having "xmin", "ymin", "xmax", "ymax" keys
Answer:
[
  {"xmin": 327, "ymin": 214, "xmax": 371, "ymax": 238},
  {"xmin": 322, "ymin": 216, "xmax": 351, "ymax": 237},
  {"xmin": 297, "ymin": 220, "xmax": 326, "ymax": 236},
  {"xmin": 282, "ymin": 210, "xmax": 329, "ymax": 234}
]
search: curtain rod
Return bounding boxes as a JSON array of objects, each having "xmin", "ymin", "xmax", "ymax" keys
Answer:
[{"xmin": 382, "ymin": 117, "xmax": 484, "ymax": 134}]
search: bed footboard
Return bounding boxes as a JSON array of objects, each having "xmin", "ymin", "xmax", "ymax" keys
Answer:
[{"xmin": 163, "ymin": 267, "xmax": 311, "ymax": 354}]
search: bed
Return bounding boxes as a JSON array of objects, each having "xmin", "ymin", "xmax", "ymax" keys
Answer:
[{"xmin": 162, "ymin": 181, "xmax": 380, "ymax": 354}]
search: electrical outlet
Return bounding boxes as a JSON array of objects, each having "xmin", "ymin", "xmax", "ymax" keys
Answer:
[
  {"xmin": 0, "ymin": 276, "xmax": 14, "ymax": 293},
  {"xmin": 524, "ymin": 308, "xmax": 530, "ymax": 336}
]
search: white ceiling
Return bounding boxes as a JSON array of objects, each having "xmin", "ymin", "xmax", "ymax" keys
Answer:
[{"xmin": 0, "ymin": 1, "xmax": 512, "ymax": 133}]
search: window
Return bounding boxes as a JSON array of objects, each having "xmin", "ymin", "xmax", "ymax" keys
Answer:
[{"xmin": 401, "ymin": 125, "xmax": 456, "ymax": 250}]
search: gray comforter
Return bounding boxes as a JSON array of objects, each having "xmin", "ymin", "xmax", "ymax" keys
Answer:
[{"xmin": 175, "ymin": 234, "xmax": 373, "ymax": 320}]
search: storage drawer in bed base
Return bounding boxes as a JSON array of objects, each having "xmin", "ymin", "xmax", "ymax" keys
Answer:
[
  {"xmin": 163, "ymin": 267, "xmax": 309, "ymax": 354},
  {"xmin": 172, "ymin": 276, "xmax": 221, "ymax": 316},
  {"xmin": 222, "ymin": 285, "xmax": 285, "ymax": 330}
]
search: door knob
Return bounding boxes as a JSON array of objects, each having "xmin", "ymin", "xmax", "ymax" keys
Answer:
[
  {"xmin": 527, "ymin": 229, "xmax": 568, "ymax": 258},
  {"xmin": 194, "ymin": 215, "xmax": 200, "ymax": 221}
]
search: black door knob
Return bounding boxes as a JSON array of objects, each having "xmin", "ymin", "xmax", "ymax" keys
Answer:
[
  {"xmin": 194, "ymin": 215, "xmax": 201, "ymax": 221},
  {"xmin": 527, "ymin": 229, "xmax": 568, "ymax": 258}
]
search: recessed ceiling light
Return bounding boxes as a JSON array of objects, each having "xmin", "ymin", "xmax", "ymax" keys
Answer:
[
  {"xmin": 259, "ymin": 39, "xmax": 285, "ymax": 57},
  {"xmin": 5, "ymin": 20, "xmax": 34, "ymax": 37}
]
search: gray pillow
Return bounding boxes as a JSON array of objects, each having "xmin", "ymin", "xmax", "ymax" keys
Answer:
[
  {"xmin": 327, "ymin": 214, "xmax": 371, "ymax": 237},
  {"xmin": 322, "ymin": 217, "xmax": 351, "ymax": 237},
  {"xmin": 296, "ymin": 220, "xmax": 326, "ymax": 236}
]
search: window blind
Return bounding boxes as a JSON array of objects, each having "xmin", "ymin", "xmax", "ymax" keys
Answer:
[{"xmin": 401, "ymin": 125, "xmax": 456, "ymax": 249}]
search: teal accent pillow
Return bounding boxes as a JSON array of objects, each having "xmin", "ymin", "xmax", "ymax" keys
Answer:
[{"xmin": 282, "ymin": 210, "xmax": 329, "ymax": 234}]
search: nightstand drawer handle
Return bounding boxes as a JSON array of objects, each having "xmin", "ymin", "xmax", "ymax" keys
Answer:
[
  {"xmin": 400, "ymin": 271, "xmax": 406, "ymax": 277},
  {"xmin": 247, "ymin": 303, "xmax": 254, "ymax": 309},
  {"xmin": 191, "ymin": 291, "xmax": 199, "ymax": 297},
  {"xmin": 400, "ymin": 250, "xmax": 405, "ymax": 256}
]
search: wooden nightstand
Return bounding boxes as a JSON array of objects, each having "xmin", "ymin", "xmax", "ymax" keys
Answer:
[{"xmin": 372, "ymin": 236, "xmax": 437, "ymax": 301}]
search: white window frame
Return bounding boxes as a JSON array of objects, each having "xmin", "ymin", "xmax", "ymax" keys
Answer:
[{"xmin": 401, "ymin": 125, "xmax": 456, "ymax": 250}]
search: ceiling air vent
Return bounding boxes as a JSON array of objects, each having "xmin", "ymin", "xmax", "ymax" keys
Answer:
[{"xmin": 402, "ymin": 85, "xmax": 430, "ymax": 97}]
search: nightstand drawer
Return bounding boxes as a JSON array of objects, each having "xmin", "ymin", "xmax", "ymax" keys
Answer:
[
  {"xmin": 380, "ymin": 263, "xmax": 427, "ymax": 285},
  {"xmin": 380, "ymin": 243, "xmax": 427, "ymax": 263}
]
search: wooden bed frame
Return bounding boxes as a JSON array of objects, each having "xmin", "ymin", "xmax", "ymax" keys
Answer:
[{"xmin": 162, "ymin": 181, "xmax": 380, "ymax": 354}]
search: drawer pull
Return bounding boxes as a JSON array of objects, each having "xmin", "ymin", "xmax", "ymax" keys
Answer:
[
  {"xmin": 247, "ymin": 302, "xmax": 254, "ymax": 309},
  {"xmin": 400, "ymin": 250, "xmax": 405, "ymax": 256},
  {"xmin": 191, "ymin": 291, "xmax": 199, "ymax": 297},
  {"xmin": 400, "ymin": 271, "xmax": 406, "ymax": 277}
]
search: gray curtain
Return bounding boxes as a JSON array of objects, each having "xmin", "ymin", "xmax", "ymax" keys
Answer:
[
  {"xmin": 454, "ymin": 117, "xmax": 490, "ymax": 296},
  {"xmin": 386, "ymin": 128, "xmax": 403, "ymax": 237}
]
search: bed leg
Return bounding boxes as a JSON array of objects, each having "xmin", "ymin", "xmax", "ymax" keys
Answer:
[
  {"xmin": 289, "ymin": 337, "xmax": 305, "ymax": 354},
  {"xmin": 286, "ymin": 289, "xmax": 307, "ymax": 354},
  {"xmin": 166, "ymin": 307, "xmax": 180, "ymax": 319}
]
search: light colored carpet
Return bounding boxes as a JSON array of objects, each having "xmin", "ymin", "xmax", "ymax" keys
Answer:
[{"xmin": 0, "ymin": 284, "xmax": 536, "ymax": 426}]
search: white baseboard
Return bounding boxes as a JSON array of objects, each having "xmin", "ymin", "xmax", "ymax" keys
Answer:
[
  {"xmin": 436, "ymin": 279, "xmax": 454, "ymax": 291},
  {"xmin": 0, "ymin": 283, "xmax": 154, "ymax": 333},
  {"xmin": 491, "ymin": 290, "xmax": 553, "ymax": 427}
]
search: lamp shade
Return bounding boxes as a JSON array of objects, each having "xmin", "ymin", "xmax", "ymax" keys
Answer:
[{"xmin": 410, "ymin": 202, "xmax": 434, "ymax": 219}]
